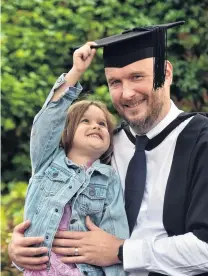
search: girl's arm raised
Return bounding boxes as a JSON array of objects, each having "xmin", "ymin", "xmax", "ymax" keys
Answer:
[
  {"xmin": 51, "ymin": 42, "xmax": 97, "ymax": 102},
  {"xmin": 30, "ymin": 42, "xmax": 97, "ymax": 174}
]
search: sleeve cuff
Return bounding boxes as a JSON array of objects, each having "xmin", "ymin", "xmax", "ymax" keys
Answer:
[
  {"xmin": 53, "ymin": 73, "xmax": 66, "ymax": 90},
  {"xmin": 53, "ymin": 73, "xmax": 82, "ymax": 92},
  {"xmin": 43, "ymin": 74, "xmax": 83, "ymax": 108},
  {"xmin": 123, "ymin": 238, "xmax": 148, "ymax": 271}
]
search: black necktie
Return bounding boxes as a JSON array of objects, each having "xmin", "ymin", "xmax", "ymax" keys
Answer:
[{"xmin": 125, "ymin": 135, "xmax": 149, "ymax": 234}]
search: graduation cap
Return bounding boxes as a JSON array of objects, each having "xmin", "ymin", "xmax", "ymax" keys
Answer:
[{"xmin": 90, "ymin": 21, "xmax": 185, "ymax": 90}]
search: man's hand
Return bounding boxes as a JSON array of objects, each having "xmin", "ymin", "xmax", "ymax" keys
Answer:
[
  {"xmin": 8, "ymin": 220, "xmax": 49, "ymax": 271},
  {"xmin": 52, "ymin": 216, "xmax": 124, "ymax": 266}
]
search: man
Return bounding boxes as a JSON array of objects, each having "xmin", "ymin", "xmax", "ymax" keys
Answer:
[{"xmin": 8, "ymin": 21, "xmax": 208, "ymax": 275}]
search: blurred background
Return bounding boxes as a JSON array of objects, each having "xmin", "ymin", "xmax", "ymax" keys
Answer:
[{"xmin": 1, "ymin": 0, "xmax": 208, "ymax": 274}]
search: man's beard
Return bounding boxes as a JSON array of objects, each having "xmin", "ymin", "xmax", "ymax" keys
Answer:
[{"xmin": 122, "ymin": 96, "xmax": 164, "ymax": 135}]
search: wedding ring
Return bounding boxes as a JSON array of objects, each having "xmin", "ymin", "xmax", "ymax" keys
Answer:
[{"xmin": 74, "ymin": 247, "xmax": 79, "ymax": 256}]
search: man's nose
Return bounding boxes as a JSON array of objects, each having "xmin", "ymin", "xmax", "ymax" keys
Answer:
[{"xmin": 122, "ymin": 82, "xmax": 136, "ymax": 100}]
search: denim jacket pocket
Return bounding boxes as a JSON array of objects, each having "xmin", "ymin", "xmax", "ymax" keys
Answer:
[
  {"xmin": 40, "ymin": 166, "xmax": 70, "ymax": 196},
  {"xmin": 78, "ymin": 184, "xmax": 107, "ymax": 215}
]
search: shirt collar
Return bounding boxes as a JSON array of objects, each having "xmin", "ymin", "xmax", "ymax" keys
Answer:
[{"xmin": 130, "ymin": 100, "xmax": 183, "ymax": 139}]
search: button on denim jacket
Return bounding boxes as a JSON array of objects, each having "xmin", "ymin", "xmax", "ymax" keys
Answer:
[{"xmin": 24, "ymin": 74, "xmax": 129, "ymax": 276}]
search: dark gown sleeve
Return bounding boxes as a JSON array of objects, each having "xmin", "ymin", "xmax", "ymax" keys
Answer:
[
  {"xmin": 186, "ymin": 120, "xmax": 208, "ymax": 243},
  {"xmin": 150, "ymin": 115, "xmax": 208, "ymax": 276}
]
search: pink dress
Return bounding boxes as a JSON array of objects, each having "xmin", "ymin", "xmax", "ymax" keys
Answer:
[{"xmin": 24, "ymin": 204, "xmax": 81, "ymax": 276}]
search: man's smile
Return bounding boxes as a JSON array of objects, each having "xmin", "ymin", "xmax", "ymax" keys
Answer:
[{"xmin": 124, "ymin": 98, "xmax": 146, "ymax": 109}]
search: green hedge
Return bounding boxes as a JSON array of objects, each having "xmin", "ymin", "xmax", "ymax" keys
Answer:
[
  {"xmin": 1, "ymin": 0, "xmax": 207, "ymax": 273},
  {"xmin": 2, "ymin": 0, "xmax": 208, "ymax": 185},
  {"xmin": 1, "ymin": 182, "xmax": 26, "ymax": 274}
]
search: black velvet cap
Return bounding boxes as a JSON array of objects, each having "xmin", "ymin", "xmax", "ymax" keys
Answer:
[{"xmin": 91, "ymin": 21, "xmax": 185, "ymax": 90}]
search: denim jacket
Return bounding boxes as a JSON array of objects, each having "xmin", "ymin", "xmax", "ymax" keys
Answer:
[{"xmin": 24, "ymin": 74, "xmax": 129, "ymax": 276}]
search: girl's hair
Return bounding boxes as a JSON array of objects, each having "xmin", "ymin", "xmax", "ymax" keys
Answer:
[{"xmin": 61, "ymin": 100, "xmax": 116, "ymax": 165}]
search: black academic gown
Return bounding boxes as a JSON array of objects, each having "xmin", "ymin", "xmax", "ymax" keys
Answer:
[
  {"xmin": 150, "ymin": 114, "xmax": 208, "ymax": 276},
  {"xmin": 119, "ymin": 114, "xmax": 208, "ymax": 276}
]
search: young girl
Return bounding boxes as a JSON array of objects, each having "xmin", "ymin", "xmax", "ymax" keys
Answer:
[{"xmin": 23, "ymin": 42, "xmax": 129, "ymax": 275}]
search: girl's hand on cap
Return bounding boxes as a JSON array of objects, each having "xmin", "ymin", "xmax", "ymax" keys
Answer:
[{"xmin": 72, "ymin": 42, "xmax": 97, "ymax": 74}]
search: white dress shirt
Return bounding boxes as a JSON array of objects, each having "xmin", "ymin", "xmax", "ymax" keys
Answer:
[{"xmin": 112, "ymin": 101, "xmax": 208, "ymax": 276}]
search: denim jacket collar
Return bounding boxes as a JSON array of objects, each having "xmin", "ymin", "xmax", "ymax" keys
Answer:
[{"xmin": 65, "ymin": 157, "xmax": 111, "ymax": 177}]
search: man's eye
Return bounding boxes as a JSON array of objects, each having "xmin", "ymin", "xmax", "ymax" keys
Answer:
[
  {"xmin": 110, "ymin": 80, "xmax": 120, "ymax": 86},
  {"xmin": 133, "ymin": 75, "xmax": 143, "ymax": 80}
]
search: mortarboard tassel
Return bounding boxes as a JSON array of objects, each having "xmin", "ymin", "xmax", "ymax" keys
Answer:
[{"xmin": 153, "ymin": 27, "xmax": 167, "ymax": 90}]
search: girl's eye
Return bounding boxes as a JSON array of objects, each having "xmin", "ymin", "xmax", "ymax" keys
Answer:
[
  {"xmin": 99, "ymin": 121, "xmax": 107, "ymax": 127},
  {"xmin": 81, "ymin": 118, "xmax": 89, "ymax": 123}
]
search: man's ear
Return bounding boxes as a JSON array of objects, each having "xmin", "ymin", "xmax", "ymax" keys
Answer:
[{"xmin": 165, "ymin": 60, "xmax": 173, "ymax": 85}]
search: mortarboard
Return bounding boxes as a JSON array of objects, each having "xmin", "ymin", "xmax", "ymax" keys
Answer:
[{"xmin": 91, "ymin": 21, "xmax": 185, "ymax": 90}]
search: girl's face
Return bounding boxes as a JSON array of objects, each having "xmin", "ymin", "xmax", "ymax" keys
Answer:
[{"xmin": 72, "ymin": 105, "xmax": 111, "ymax": 158}]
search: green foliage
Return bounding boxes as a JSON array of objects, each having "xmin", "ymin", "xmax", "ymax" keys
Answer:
[
  {"xmin": 2, "ymin": 0, "xmax": 208, "ymax": 185},
  {"xmin": 1, "ymin": 182, "xmax": 27, "ymax": 274},
  {"xmin": 1, "ymin": 0, "xmax": 208, "ymax": 272}
]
